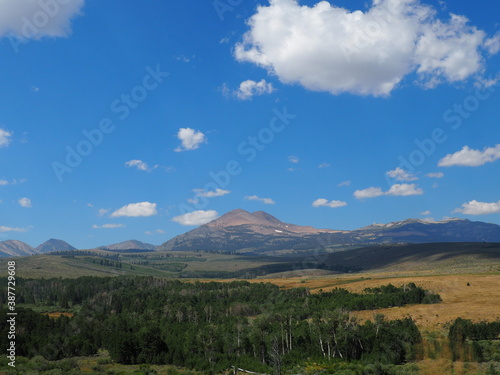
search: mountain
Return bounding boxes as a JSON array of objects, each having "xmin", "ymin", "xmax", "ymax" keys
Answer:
[
  {"xmin": 158, "ymin": 209, "xmax": 500, "ymax": 253},
  {"xmin": 99, "ymin": 239, "xmax": 157, "ymax": 251},
  {"xmin": 36, "ymin": 238, "xmax": 77, "ymax": 253},
  {"xmin": 0, "ymin": 240, "xmax": 37, "ymax": 257},
  {"xmin": 352, "ymin": 218, "xmax": 500, "ymax": 243},
  {"xmin": 157, "ymin": 209, "xmax": 345, "ymax": 253}
]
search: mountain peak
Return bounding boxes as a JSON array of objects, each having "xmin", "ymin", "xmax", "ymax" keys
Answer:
[
  {"xmin": 206, "ymin": 209, "xmax": 266, "ymax": 228},
  {"xmin": 36, "ymin": 238, "xmax": 77, "ymax": 253}
]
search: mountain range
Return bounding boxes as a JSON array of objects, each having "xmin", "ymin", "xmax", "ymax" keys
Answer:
[
  {"xmin": 157, "ymin": 209, "xmax": 500, "ymax": 253},
  {"xmin": 3, "ymin": 209, "xmax": 500, "ymax": 257},
  {"xmin": 0, "ymin": 238, "xmax": 76, "ymax": 258}
]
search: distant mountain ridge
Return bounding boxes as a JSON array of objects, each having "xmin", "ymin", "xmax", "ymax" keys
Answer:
[
  {"xmin": 0, "ymin": 240, "xmax": 37, "ymax": 257},
  {"xmin": 0, "ymin": 238, "xmax": 77, "ymax": 258},
  {"xmin": 98, "ymin": 240, "xmax": 157, "ymax": 251},
  {"xmin": 158, "ymin": 209, "xmax": 500, "ymax": 253},
  {"xmin": 3, "ymin": 211, "xmax": 500, "ymax": 257}
]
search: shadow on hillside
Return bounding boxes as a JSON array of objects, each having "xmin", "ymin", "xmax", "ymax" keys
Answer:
[{"xmin": 322, "ymin": 242, "xmax": 500, "ymax": 271}]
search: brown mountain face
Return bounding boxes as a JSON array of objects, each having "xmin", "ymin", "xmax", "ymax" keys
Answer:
[
  {"xmin": 205, "ymin": 209, "xmax": 337, "ymax": 235},
  {"xmin": 0, "ymin": 240, "xmax": 37, "ymax": 257},
  {"xmin": 157, "ymin": 209, "xmax": 342, "ymax": 253}
]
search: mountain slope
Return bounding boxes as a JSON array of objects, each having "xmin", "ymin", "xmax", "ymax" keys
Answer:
[
  {"xmin": 159, "ymin": 210, "xmax": 500, "ymax": 253},
  {"xmin": 36, "ymin": 238, "xmax": 77, "ymax": 253},
  {"xmin": 99, "ymin": 239, "xmax": 157, "ymax": 251},
  {"xmin": 0, "ymin": 240, "xmax": 37, "ymax": 257}
]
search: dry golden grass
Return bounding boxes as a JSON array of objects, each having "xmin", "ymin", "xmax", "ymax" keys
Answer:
[{"xmin": 212, "ymin": 271, "xmax": 500, "ymax": 331}]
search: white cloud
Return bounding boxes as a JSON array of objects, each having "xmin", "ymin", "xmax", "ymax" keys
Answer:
[
  {"xmin": 288, "ymin": 155, "xmax": 299, "ymax": 163},
  {"xmin": 189, "ymin": 188, "xmax": 230, "ymax": 204},
  {"xmin": 244, "ymin": 195, "xmax": 276, "ymax": 204},
  {"xmin": 354, "ymin": 184, "xmax": 423, "ymax": 199},
  {"xmin": 318, "ymin": 162, "xmax": 331, "ymax": 168},
  {"xmin": 454, "ymin": 200, "xmax": 500, "ymax": 215},
  {"xmin": 354, "ymin": 187, "xmax": 385, "ymax": 199},
  {"xmin": 0, "ymin": 225, "xmax": 30, "ymax": 233},
  {"xmin": 338, "ymin": 180, "xmax": 351, "ymax": 187},
  {"xmin": 0, "ymin": 0, "xmax": 85, "ymax": 40},
  {"xmin": 426, "ymin": 172, "xmax": 444, "ymax": 178},
  {"xmin": 484, "ymin": 32, "xmax": 500, "ymax": 55},
  {"xmin": 0, "ymin": 178, "xmax": 26, "ymax": 186},
  {"xmin": 312, "ymin": 198, "xmax": 347, "ymax": 208},
  {"xmin": 235, "ymin": 0, "xmax": 497, "ymax": 96},
  {"xmin": 172, "ymin": 210, "xmax": 219, "ymax": 226},
  {"xmin": 236, "ymin": 79, "xmax": 275, "ymax": 100},
  {"xmin": 193, "ymin": 188, "xmax": 230, "ymax": 198},
  {"xmin": 421, "ymin": 210, "xmax": 432, "ymax": 216},
  {"xmin": 18, "ymin": 197, "xmax": 31, "ymax": 207},
  {"xmin": 386, "ymin": 167, "xmax": 418, "ymax": 181},
  {"xmin": 125, "ymin": 160, "xmax": 152, "ymax": 171},
  {"xmin": 175, "ymin": 128, "xmax": 206, "ymax": 152},
  {"xmin": 386, "ymin": 183, "xmax": 423, "ymax": 196},
  {"xmin": 92, "ymin": 223, "xmax": 125, "ymax": 229},
  {"xmin": 0, "ymin": 128, "xmax": 12, "ymax": 148},
  {"xmin": 110, "ymin": 202, "xmax": 158, "ymax": 218},
  {"xmin": 438, "ymin": 145, "xmax": 500, "ymax": 167}
]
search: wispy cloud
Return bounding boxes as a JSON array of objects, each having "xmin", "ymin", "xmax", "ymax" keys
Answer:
[
  {"xmin": 188, "ymin": 188, "xmax": 230, "ymax": 204},
  {"xmin": 288, "ymin": 155, "xmax": 299, "ymax": 163},
  {"xmin": 386, "ymin": 167, "xmax": 418, "ymax": 181},
  {"xmin": 318, "ymin": 162, "xmax": 331, "ymax": 168},
  {"xmin": 338, "ymin": 180, "xmax": 351, "ymax": 187},
  {"xmin": 312, "ymin": 198, "xmax": 347, "ymax": 208},
  {"xmin": 244, "ymin": 195, "xmax": 276, "ymax": 204},
  {"xmin": 0, "ymin": 128, "xmax": 12, "ymax": 148},
  {"xmin": 0, "ymin": 225, "xmax": 31, "ymax": 233},
  {"xmin": 426, "ymin": 172, "xmax": 444, "ymax": 178},
  {"xmin": 193, "ymin": 188, "xmax": 230, "ymax": 198},
  {"xmin": 92, "ymin": 223, "xmax": 125, "ymax": 229},
  {"xmin": 354, "ymin": 184, "xmax": 423, "ymax": 199},
  {"xmin": 125, "ymin": 159, "xmax": 156, "ymax": 172}
]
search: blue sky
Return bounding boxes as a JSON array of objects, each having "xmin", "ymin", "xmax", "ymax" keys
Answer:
[{"xmin": 1, "ymin": 0, "xmax": 500, "ymax": 249}]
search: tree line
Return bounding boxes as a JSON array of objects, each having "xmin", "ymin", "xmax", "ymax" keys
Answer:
[{"xmin": 0, "ymin": 277, "xmax": 440, "ymax": 374}]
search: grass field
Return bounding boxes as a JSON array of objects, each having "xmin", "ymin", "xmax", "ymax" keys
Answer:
[{"xmin": 250, "ymin": 273, "xmax": 500, "ymax": 330}]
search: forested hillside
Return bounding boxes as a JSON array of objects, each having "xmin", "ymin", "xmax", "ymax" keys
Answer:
[{"xmin": 0, "ymin": 277, "xmax": 441, "ymax": 374}]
